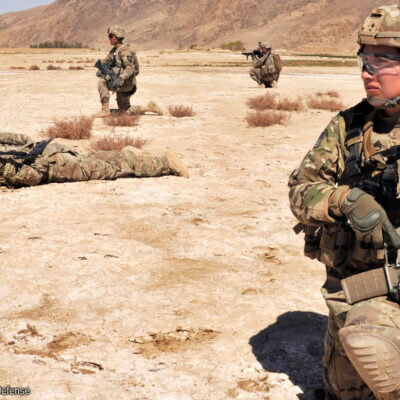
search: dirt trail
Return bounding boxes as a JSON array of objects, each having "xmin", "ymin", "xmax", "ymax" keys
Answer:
[{"xmin": 0, "ymin": 49, "xmax": 365, "ymax": 400}]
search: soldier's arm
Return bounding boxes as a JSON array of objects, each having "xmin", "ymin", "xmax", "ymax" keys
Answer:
[
  {"xmin": 119, "ymin": 47, "xmax": 136, "ymax": 81},
  {"xmin": 288, "ymin": 115, "xmax": 348, "ymax": 225},
  {"xmin": 132, "ymin": 51, "xmax": 139, "ymax": 75},
  {"xmin": 252, "ymin": 53, "xmax": 269, "ymax": 68}
]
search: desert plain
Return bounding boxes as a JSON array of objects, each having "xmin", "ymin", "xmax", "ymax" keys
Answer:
[{"xmin": 0, "ymin": 48, "xmax": 364, "ymax": 400}]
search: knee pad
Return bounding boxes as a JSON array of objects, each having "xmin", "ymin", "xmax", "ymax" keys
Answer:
[{"xmin": 339, "ymin": 327, "xmax": 400, "ymax": 395}]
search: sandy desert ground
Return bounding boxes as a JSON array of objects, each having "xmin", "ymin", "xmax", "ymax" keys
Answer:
[{"xmin": 0, "ymin": 49, "xmax": 365, "ymax": 400}]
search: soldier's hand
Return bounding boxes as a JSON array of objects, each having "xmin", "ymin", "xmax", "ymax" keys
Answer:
[
  {"xmin": 96, "ymin": 70, "xmax": 102, "ymax": 77},
  {"xmin": 112, "ymin": 77, "xmax": 123, "ymax": 88},
  {"xmin": 340, "ymin": 188, "xmax": 387, "ymax": 249}
]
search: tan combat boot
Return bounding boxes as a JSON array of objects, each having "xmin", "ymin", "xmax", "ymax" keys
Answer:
[
  {"xmin": 142, "ymin": 101, "xmax": 163, "ymax": 116},
  {"xmin": 164, "ymin": 151, "xmax": 189, "ymax": 178},
  {"xmin": 93, "ymin": 102, "xmax": 110, "ymax": 118}
]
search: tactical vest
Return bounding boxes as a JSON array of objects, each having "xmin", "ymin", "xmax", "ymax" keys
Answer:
[{"xmin": 303, "ymin": 101, "xmax": 400, "ymax": 278}]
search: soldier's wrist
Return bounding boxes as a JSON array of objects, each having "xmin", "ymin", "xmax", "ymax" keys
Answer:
[{"xmin": 328, "ymin": 186, "xmax": 350, "ymax": 218}]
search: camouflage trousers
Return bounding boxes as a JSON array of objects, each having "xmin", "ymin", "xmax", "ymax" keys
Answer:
[
  {"xmin": 3, "ymin": 143, "xmax": 172, "ymax": 187},
  {"xmin": 249, "ymin": 67, "xmax": 275, "ymax": 86},
  {"xmin": 97, "ymin": 78, "xmax": 137, "ymax": 111},
  {"xmin": 322, "ymin": 279, "xmax": 400, "ymax": 400}
]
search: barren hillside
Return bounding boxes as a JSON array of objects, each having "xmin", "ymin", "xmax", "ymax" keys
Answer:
[{"xmin": 0, "ymin": 0, "xmax": 387, "ymax": 53}]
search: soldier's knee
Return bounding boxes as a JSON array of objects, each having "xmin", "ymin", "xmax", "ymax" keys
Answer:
[{"xmin": 339, "ymin": 327, "xmax": 400, "ymax": 396}]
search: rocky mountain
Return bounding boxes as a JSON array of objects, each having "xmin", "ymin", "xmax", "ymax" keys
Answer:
[{"xmin": 0, "ymin": 0, "xmax": 387, "ymax": 53}]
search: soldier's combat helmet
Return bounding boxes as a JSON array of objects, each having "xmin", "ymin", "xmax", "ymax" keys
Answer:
[
  {"xmin": 107, "ymin": 25, "xmax": 126, "ymax": 39},
  {"xmin": 259, "ymin": 42, "xmax": 272, "ymax": 49},
  {"xmin": 358, "ymin": 4, "xmax": 400, "ymax": 48}
]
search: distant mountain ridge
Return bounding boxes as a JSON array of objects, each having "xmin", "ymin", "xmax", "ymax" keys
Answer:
[{"xmin": 0, "ymin": 0, "xmax": 386, "ymax": 53}]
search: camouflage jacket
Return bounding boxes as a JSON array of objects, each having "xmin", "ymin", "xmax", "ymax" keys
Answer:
[
  {"xmin": 252, "ymin": 51, "xmax": 276, "ymax": 75},
  {"xmin": 289, "ymin": 101, "xmax": 400, "ymax": 278},
  {"xmin": 103, "ymin": 43, "xmax": 139, "ymax": 88}
]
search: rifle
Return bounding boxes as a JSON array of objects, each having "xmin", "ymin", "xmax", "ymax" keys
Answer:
[
  {"xmin": 241, "ymin": 49, "xmax": 263, "ymax": 60},
  {"xmin": 94, "ymin": 59, "xmax": 118, "ymax": 87}
]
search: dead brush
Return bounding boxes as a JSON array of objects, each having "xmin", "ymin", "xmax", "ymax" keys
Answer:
[
  {"xmin": 246, "ymin": 110, "xmax": 289, "ymax": 127},
  {"xmin": 55, "ymin": 60, "xmax": 65, "ymax": 63},
  {"xmin": 10, "ymin": 66, "xmax": 26, "ymax": 70},
  {"xmin": 104, "ymin": 114, "xmax": 141, "ymax": 127},
  {"xmin": 69, "ymin": 66, "xmax": 84, "ymax": 70},
  {"xmin": 316, "ymin": 90, "xmax": 340, "ymax": 98},
  {"xmin": 246, "ymin": 93, "xmax": 278, "ymax": 111},
  {"xmin": 168, "ymin": 105, "xmax": 196, "ymax": 118},
  {"xmin": 247, "ymin": 94, "xmax": 305, "ymax": 112},
  {"xmin": 44, "ymin": 116, "xmax": 94, "ymax": 140},
  {"xmin": 29, "ymin": 65, "xmax": 40, "ymax": 70},
  {"xmin": 91, "ymin": 136, "xmax": 148, "ymax": 151},
  {"xmin": 47, "ymin": 64, "xmax": 61, "ymax": 70},
  {"xmin": 306, "ymin": 96, "xmax": 344, "ymax": 112}
]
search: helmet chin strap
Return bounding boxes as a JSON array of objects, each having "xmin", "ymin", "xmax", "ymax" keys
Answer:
[{"xmin": 367, "ymin": 94, "xmax": 400, "ymax": 109}]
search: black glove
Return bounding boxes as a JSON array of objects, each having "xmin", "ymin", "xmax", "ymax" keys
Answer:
[{"xmin": 340, "ymin": 188, "xmax": 387, "ymax": 249}]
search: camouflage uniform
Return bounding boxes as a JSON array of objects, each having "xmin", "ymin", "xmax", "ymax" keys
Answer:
[
  {"xmin": 97, "ymin": 42, "xmax": 140, "ymax": 112},
  {"xmin": 0, "ymin": 132, "xmax": 188, "ymax": 187},
  {"xmin": 249, "ymin": 42, "xmax": 280, "ymax": 88},
  {"xmin": 289, "ymin": 6, "xmax": 400, "ymax": 399},
  {"xmin": 288, "ymin": 103, "xmax": 400, "ymax": 399}
]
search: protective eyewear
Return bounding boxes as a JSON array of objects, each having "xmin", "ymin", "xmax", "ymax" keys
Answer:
[
  {"xmin": 357, "ymin": 52, "xmax": 400, "ymax": 76},
  {"xmin": 108, "ymin": 34, "xmax": 115, "ymax": 39}
]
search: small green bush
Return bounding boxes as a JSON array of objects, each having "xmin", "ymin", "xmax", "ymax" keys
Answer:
[{"xmin": 220, "ymin": 40, "xmax": 245, "ymax": 51}]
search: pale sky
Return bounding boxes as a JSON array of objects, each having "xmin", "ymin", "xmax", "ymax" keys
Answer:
[{"xmin": 0, "ymin": 0, "xmax": 54, "ymax": 14}]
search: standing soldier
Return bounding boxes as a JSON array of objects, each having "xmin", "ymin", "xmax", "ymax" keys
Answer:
[
  {"xmin": 289, "ymin": 5, "xmax": 400, "ymax": 400},
  {"xmin": 94, "ymin": 25, "xmax": 162, "ymax": 118},
  {"xmin": 249, "ymin": 42, "xmax": 281, "ymax": 88}
]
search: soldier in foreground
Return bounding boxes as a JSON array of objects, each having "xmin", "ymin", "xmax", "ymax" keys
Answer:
[
  {"xmin": 289, "ymin": 5, "xmax": 400, "ymax": 400},
  {"xmin": 94, "ymin": 25, "xmax": 162, "ymax": 118},
  {"xmin": 0, "ymin": 132, "xmax": 189, "ymax": 187},
  {"xmin": 248, "ymin": 42, "xmax": 281, "ymax": 88}
]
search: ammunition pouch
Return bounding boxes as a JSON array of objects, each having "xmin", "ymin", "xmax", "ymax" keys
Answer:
[
  {"xmin": 342, "ymin": 266, "xmax": 400, "ymax": 304},
  {"xmin": 304, "ymin": 225, "xmax": 321, "ymax": 259}
]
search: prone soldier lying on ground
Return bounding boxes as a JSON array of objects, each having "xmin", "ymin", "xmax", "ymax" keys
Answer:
[{"xmin": 0, "ymin": 132, "xmax": 189, "ymax": 188}]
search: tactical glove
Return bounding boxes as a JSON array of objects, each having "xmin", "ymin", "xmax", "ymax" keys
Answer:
[
  {"xmin": 96, "ymin": 70, "xmax": 102, "ymax": 77},
  {"xmin": 112, "ymin": 77, "xmax": 123, "ymax": 88},
  {"xmin": 340, "ymin": 187, "xmax": 388, "ymax": 249}
]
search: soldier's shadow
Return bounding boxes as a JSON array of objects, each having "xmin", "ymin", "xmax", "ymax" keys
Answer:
[{"xmin": 250, "ymin": 311, "xmax": 327, "ymax": 400}]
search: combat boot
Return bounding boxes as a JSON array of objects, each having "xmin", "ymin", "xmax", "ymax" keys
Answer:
[
  {"xmin": 93, "ymin": 102, "xmax": 110, "ymax": 118},
  {"xmin": 164, "ymin": 151, "xmax": 189, "ymax": 178},
  {"xmin": 142, "ymin": 101, "xmax": 164, "ymax": 116}
]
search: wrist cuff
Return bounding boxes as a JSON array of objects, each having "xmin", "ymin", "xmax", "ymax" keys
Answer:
[{"xmin": 328, "ymin": 186, "xmax": 350, "ymax": 218}]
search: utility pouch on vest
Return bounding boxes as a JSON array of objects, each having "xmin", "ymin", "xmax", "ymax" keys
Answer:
[
  {"xmin": 293, "ymin": 223, "xmax": 322, "ymax": 260},
  {"xmin": 342, "ymin": 266, "xmax": 400, "ymax": 304}
]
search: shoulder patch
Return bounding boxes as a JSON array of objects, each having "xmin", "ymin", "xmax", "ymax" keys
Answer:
[{"xmin": 313, "ymin": 131, "xmax": 326, "ymax": 148}]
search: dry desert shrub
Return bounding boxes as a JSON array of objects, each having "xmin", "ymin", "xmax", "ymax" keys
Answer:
[
  {"xmin": 104, "ymin": 114, "xmax": 141, "ymax": 127},
  {"xmin": 246, "ymin": 110, "xmax": 289, "ymax": 127},
  {"xmin": 91, "ymin": 136, "xmax": 148, "ymax": 151},
  {"xmin": 246, "ymin": 93, "xmax": 277, "ymax": 110},
  {"xmin": 44, "ymin": 116, "xmax": 94, "ymax": 140},
  {"xmin": 306, "ymin": 96, "xmax": 344, "ymax": 112},
  {"xmin": 47, "ymin": 64, "xmax": 61, "ymax": 70},
  {"xmin": 316, "ymin": 90, "xmax": 340, "ymax": 98},
  {"xmin": 55, "ymin": 60, "xmax": 65, "ymax": 63},
  {"xmin": 168, "ymin": 105, "xmax": 196, "ymax": 117},
  {"xmin": 277, "ymin": 97, "xmax": 305, "ymax": 111},
  {"xmin": 69, "ymin": 66, "xmax": 84, "ymax": 70},
  {"xmin": 29, "ymin": 65, "xmax": 40, "ymax": 70},
  {"xmin": 247, "ymin": 93, "xmax": 304, "ymax": 111},
  {"xmin": 10, "ymin": 66, "xmax": 26, "ymax": 70}
]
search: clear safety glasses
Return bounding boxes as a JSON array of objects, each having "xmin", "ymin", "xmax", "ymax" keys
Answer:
[{"xmin": 358, "ymin": 52, "xmax": 400, "ymax": 76}]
